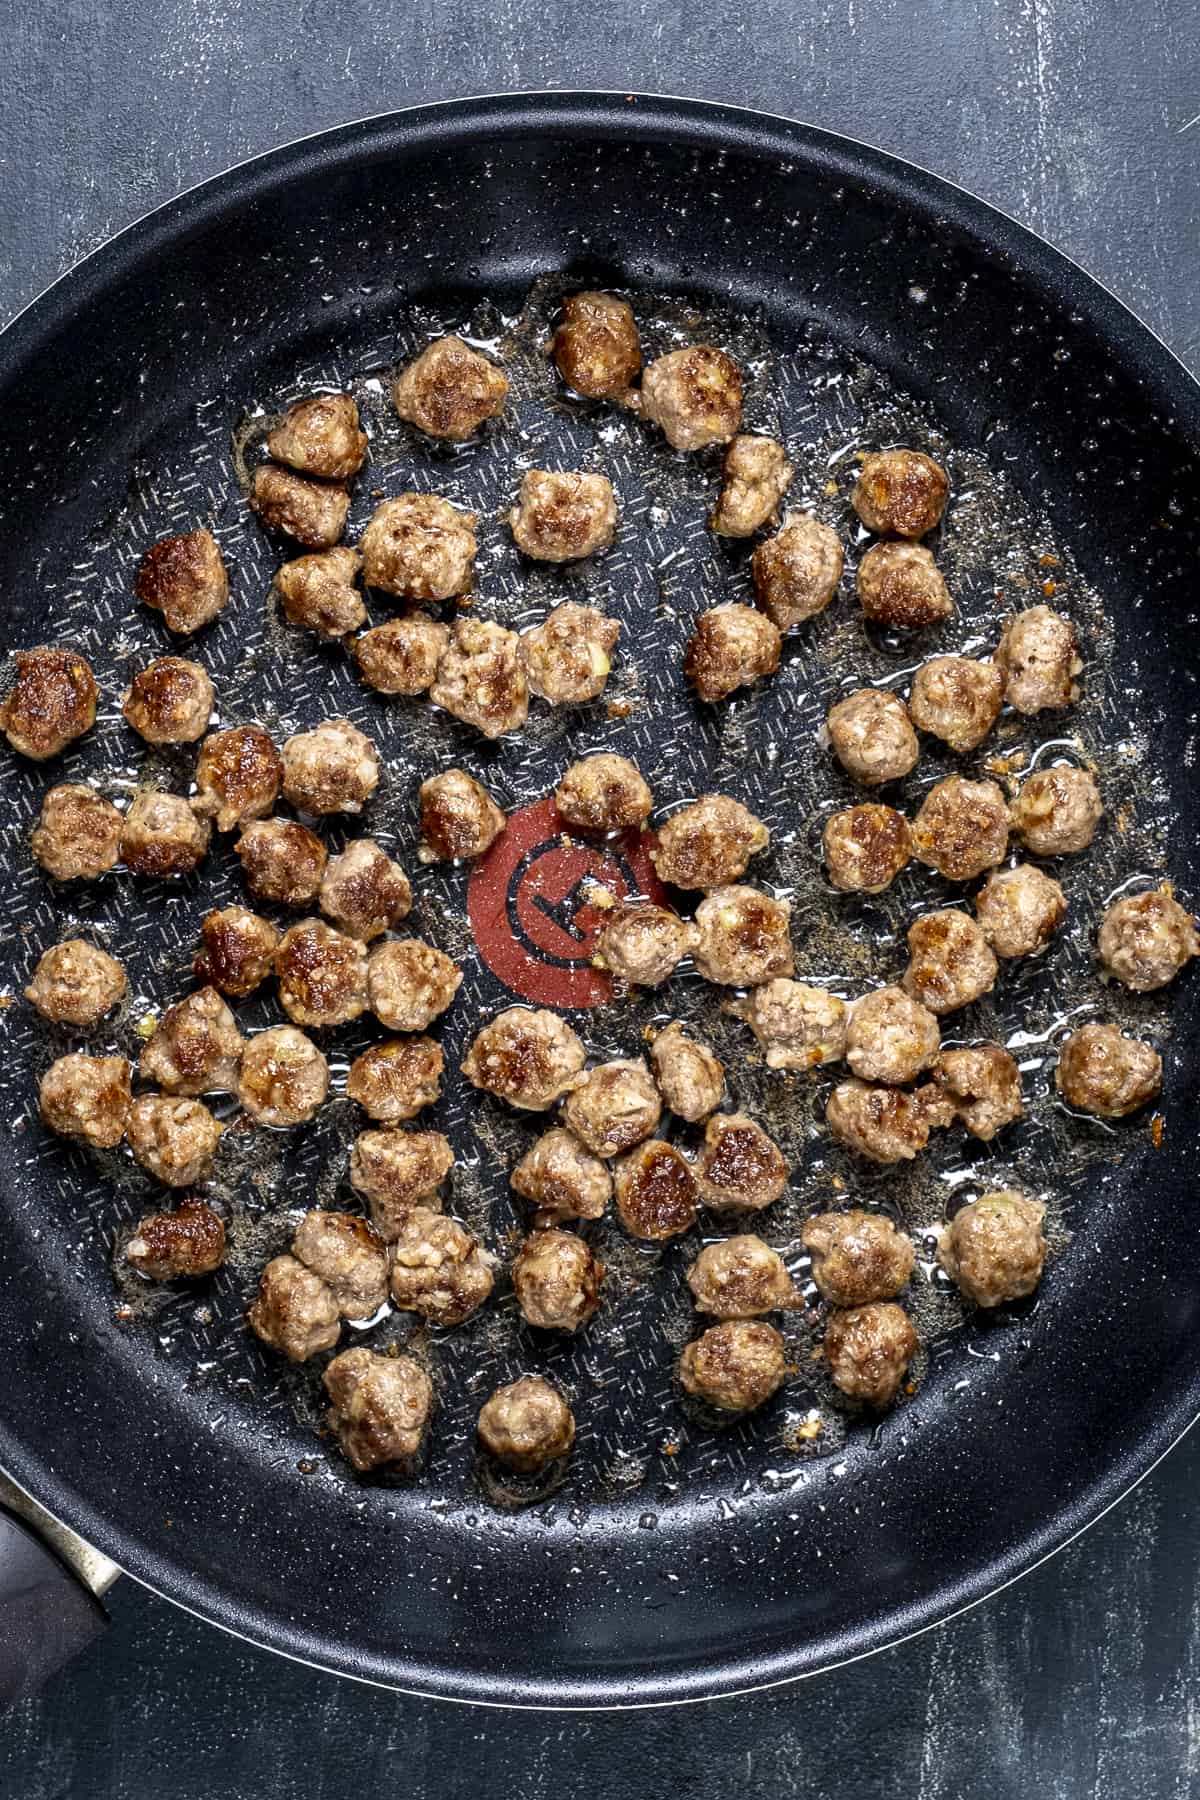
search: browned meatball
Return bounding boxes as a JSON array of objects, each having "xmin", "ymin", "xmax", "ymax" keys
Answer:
[
  {"xmin": 319, "ymin": 839, "xmax": 412, "ymax": 940},
  {"xmin": 367, "ymin": 939, "xmax": 463, "ymax": 1032},
  {"xmin": 938, "ymin": 1191, "xmax": 1046, "ymax": 1307},
  {"xmin": 908, "ymin": 656, "xmax": 1004, "ymax": 753},
  {"xmin": 1, "ymin": 647, "xmax": 98, "ymax": 759},
  {"xmin": 555, "ymin": 754, "xmax": 652, "ymax": 835},
  {"xmin": 193, "ymin": 906, "xmax": 279, "ymax": 999},
  {"xmin": 417, "ymin": 769, "xmax": 506, "ymax": 863},
  {"xmin": 292, "ymin": 1210, "xmax": 389, "ymax": 1317},
  {"xmin": 125, "ymin": 1202, "xmax": 225, "ymax": 1280},
  {"xmin": 845, "ymin": 985, "xmax": 940, "ymax": 1086},
  {"xmin": 238, "ymin": 1025, "xmax": 329, "ymax": 1126},
  {"xmin": 648, "ymin": 1021, "xmax": 725, "ymax": 1121},
  {"xmin": 511, "ymin": 1127, "xmax": 612, "ymax": 1225},
  {"xmin": 274, "ymin": 919, "xmax": 368, "ymax": 1027},
  {"xmin": 39, "ymin": 1053, "xmax": 131, "ymax": 1149},
  {"xmin": 995, "ymin": 605, "xmax": 1081, "ymax": 713},
  {"xmin": 613, "ymin": 1140, "xmax": 698, "ymax": 1240},
  {"xmin": 563, "ymin": 1059, "xmax": 662, "ymax": 1158},
  {"xmin": 127, "ymin": 1095, "xmax": 223, "ymax": 1187},
  {"xmin": 802, "ymin": 1210, "xmax": 914, "ymax": 1306},
  {"xmin": 359, "ymin": 493, "xmax": 477, "ymax": 601},
  {"xmin": 679, "ymin": 1320, "xmax": 787, "ymax": 1412},
  {"xmin": 512, "ymin": 1228, "xmax": 603, "ymax": 1332},
  {"xmin": 822, "ymin": 804, "xmax": 912, "ymax": 894},
  {"xmin": 1011, "ymin": 765, "xmax": 1102, "ymax": 856},
  {"xmin": 275, "ymin": 546, "xmax": 366, "ymax": 639},
  {"xmin": 903, "ymin": 909, "xmax": 998, "ymax": 1013},
  {"xmin": 694, "ymin": 886, "xmax": 793, "ymax": 986},
  {"xmin": 823, "ymin": 1303, "xmax": 917, "ymax": 1407},
  {"xmin": 281, "ymin": 719, "xmax": 379, "ymax": 816},
  {"xmin": 351, "ymin": 615, "xmax": 449, "ymax": 696},
  {"xmin": 324, "ymin": 1347, "xmax": 433, "ymax": 1472},
  {"xmin": 856, "ymin": 542, "xmax": 953, "ymax": 630},
  {"xmin": 248, "ymin": 1255, "xmax": 341, "ymax": 1362},
  {"xmin": 711, "ymin": 436, "xmax": 794, "ymax": 537},
  {"xmin": 852, "ymin": 449, "xmax": 949, "ymax": 538},
  {"xmin": 121, "ymin": 657, "xmax": 213, "ymax": 745},
  {"xmin": 826, "ymin": 1078, "xmax": 953, "ymax": 1163},
  {"xmin": 826, "ymin": 689, "xmax": 919, "ymax": 786},
  {"xmin": 752, "ymin": 512, "xmax": 843, "ymax": 629},
  {"xmin": 31, "ymin": 785, "xmax": 122, "ymax": 881},
  {"xmin": 640, "ymin": 344, "xmax": 743, "ymax": 450},
  {"xmin": 389, "ymin": 1209, "xmax": 495, "ymax": 1326},
  {"xmin": 520, "ymin": 602, "xmax": 619, "ymax": 704},
  {"xmin": 651, "ymin": 795, "xmax": 769, "ymax": 890},
  {"xmin": 1055, "ymin": 1022, "xmax": 1162, "ymax": 1118},
  {"xmin": 24, "ymin": 939, "xmax": 126, "ymax": 1027},
  {"xmin": 1098, "ymin": 884, "xmax": 1199, "ymax": 991},
  {"xmin": 139, "ymin": 987, "xmax": 243, "ymax": 1095},
  {"xmin": 349, "ymin": 1129, "xmax": 454, "ymax": 1238},
  {"xmin": 694, "ymin": 1111, "xmax": 789, "ymax": 1212},
  {"xmin": 346, "ymin": 1037, "xmax": 443, "ymax": 1124},
  {"xmin": 933, "ymin": 1044, "xmax": 1024, "ymax": 1140},
  {"xmin": 686, "ymin": 1236, "xmax": 796, "ymax": 1317},
  {"xmin": 912, "ymin": 776, "xmax": 1009, "ymax": 881},
  {"xmin": 684, "ymin": 603, "xmax": 781, "ymax": 703},
  {"xmin": 730, "ymin": 979, "xmax": 848, "ymax": 1070},
  {"xmin": 477, "ymin": 1378, "xmax": 575, "ymax": 1472},
  {"xmin": 550, "ymin": 291, "xmax": 641, "ymax": 401},
  {"xmin": 462, "ymin": 1008, "xmax": 585, "ymax": 1111},
  {"xmin": 193, "ymin": 725, "xmax": 283, "ymax": 831},
  {"xmin": 120, "ymin": 790, "xmax": 210, "ymax": 878},
  {"xmin": 974, "ymin": 864, "xmax": 1067, "ymax": 958},
  {"xmin": 267, "ymin": 392, "xmax": 367, "ymax": 481},
  {"xmin": 235, "ymin": 818, "xmax": 327, "ymax": 907},
  {"xmin": 593, "ymin": 903, "xmax": 697, "ymax": 987},
  {"xmin": 429, "ymin": 618, "xmax": 529, "ymax": 738},
  {"xmin": 135, "ymin": 528, "xmax": 230, "ymax": 633},
  {"xmin": 509, "ymin": 470, "xmax": 618, "ymax": 562},
  {"xmin": 392, "ymin": 336, "xmax": 509, "ymax": 440},
  {"xmin": 250, "ymin": 465, "xmax": 349, "ymax": 550}
]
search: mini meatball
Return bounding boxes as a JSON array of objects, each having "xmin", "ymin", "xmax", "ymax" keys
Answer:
[
  {"xmin": 509, "ymin": 470, "xmax": 618, "ymax": 562},
  {"xmin": 1098, "ymin": 884, "xmax": 1199, "ymax": 992},
  {"xmin": 686, "ymin": 1236, "xmax": 796, "ymax": 1317},
  {"xmin": 125, "ymin": 1202, "xmax": 225, "ymax": 1280},
  {"xmin": 684, "ymin": 603, "xmax": 781, "ymax": 703},
  {"xmin": 802, "ymin": 1211, "xmax": 914, "ymax": 1307},
  {"xmin": 908, "ymin": 656, "xmax": 1004, "ymax": 753},
  {"xmin": 1, "ymin": 647, "xmax": 97, "ymax": 760},
  {"xmin": 349, "ymin": 1129, "xmax": 454, "ymax": 1238},
  {"xmin": 238, "ymin": 1025, "xmax": 329, "ymax": 1126},
  {"xmin": 555, "ymin": 754, "xmax": 652, "ymax": 835},
  {"xmin": 593, "ymin": 903, "xmax": 697, "ymax": 988},
  {"xmin": 851, "ymin": 449, "xmax": 949, "ymax": 539},
  {"xmin": 614, "ymin": 1141, "xmax": 699, "ymax": 1241},
  {"xmin": 351, "ymin": 615, "xmax": 449, "ymax": 696},
  {"xmin": 388, "ymin": 1209, "xmax": 495, "ymax": 1326},
  {"xmin": 939, "ymin": 1191, "xmax": 1047, "ymax": 1307},
  {"xmin": 139, "ymin": 988, "xmax": 243, "ymax": 1095},
  {"xmin": 844, "ymin": 985, "xmax": 940, "ymax": 1086},
  {"xmin": 679, "ymin": 1320, "xmax": 787, "ymax": 1412},
  {"xmin": 975, "ymin": 864, "xmax": 1067, "ymax": 958},
  {"xmin": 478, "ymin": 1378, "xmax": 575, "ymax": 1473},
  {"xmin": 194, "ymin": 906, "xmax": 280, "ymax": 999},
  {"xmin": 31, "ymin": 785, "xmax": 122, "ymax": 881},
  {"xmin": 934, "ymin": 1044, "xmax": 1024, "ymax": 1140},
  {"xmin": 275, "ymin": 546, "xmax": 366, "ymax": 639},
  {"xmin": 418, "ymin": 769, "xmax": 507, "ymax": 862},
  {"xmin": 462, "ymin": 1008, "xmax": 585, "ymax": 1111},
  {"xmin": 193, "ymin": 725, "xmax": 283, "ymax": 831},
  {"xmin": 730, "ymin": 979, "xmax": 847, "ymax": 1070},
  {"xmin": 135, "ymin": 528, "xmax": 230, "ymax": 633},
  {"xmin": 823, "ymin": 1303, "xmax": 917, "ymax": 1407},
  {"xmin": 651, "ymin": 794, "xmax": 769, "ymax": 890},
  {"xmin": 367, "ymin": 939, "xmax": 463, "ymax": 1032},
  {"xmin": 274, "ymin": 919, "xmax": 368, "ymax": 1028},
  {"xmin": 711, "ymin": 436, "xmax": 794, "ymax": 537},
  {"xmin": 392, "ymin": 335, "xmax": 509, "ymax": 441},
  {"xmin": 826, "ymin": 1078, "xmax": 953, "ymax": 1164},
  {"xmin": 359, "ymin": 493, "xmax": 477, "ymax": 601},
  {"xmin": 250, "ymin": 465, "xmax": 349, "ymax": 550},
  {"xmin": 235, "ymin": 818, "xmax": 327, "ymax": 907},
  {"xmin": 281, "ymin": 719, "xmax": 379, "ymax": 816},
  {"xmin": 563, "ymin": 1059, "xmax": 662, "ymax": 1159},
  {"xmin": 120, "ymin": 790, "xmax": 211, "ymax": 878},
  {"xmin": 1011, "ymin": 765, "xmax": 1102, "ymax": 857},
  {"xmin": 511, "ymin": 1228, "xmax": 603, "ymax": 1332},
  {"xmin": 752, "ymin": 512, "xmax": 843, "ymax": 629},
  {"xmin": 511, "ymin": 1127, "xmax": 612, "ymax": 1225},
  {"xmin": 550, "ymin": 291, "xmax": 642, "ymax": 401},
  {"xmin": 292, "ymin": 1210, "xmax": 389, "ymax": 1317},
  {"xmin": 519, "ymin": 602, "xmax": 619, "ymax": 704},
  {"xmin": 693, "ymin": 886, "xmax": 793, "ymax": 987},
  {"xmin": 267, "ymin": 392, "xmax": 367, "ymax": 481},
  {"xmin": 856, "ymin": 542, "xmax": 953, "ymax": 630},
  {"xmin": 127, "ymin": 1094, "xmax": 223, "ymax": 1187},
  {"xmin": 639, "ymin": 344, "xmax": 743, "ymax": 451},
  {"xmin": 325, "ymin": 1347, "xmax": 433, "ymax": 1473},
  {"xmin": 24, "ymin": 939, "xmax": 126, "ymax": 1027},
  {"xmin": 912, "ymin": 776, "xmax": 1009, "ymax": 882},
  {"xmin": 995, "ymin": 605, "xmax": 1081, "ymax": 713},
  {"xmin": 319, "ymin": 838, "xmax": 412, "ymax": 940},
  {"xmin": 121, "ymin": 657, "xmax": 214, "ymax": 745},
  {"xmin": 903, "ymin": 909, "xmax": 999, "ymax": 1014},
  {"xmin": 429, "ymin": 618, "xmax": 529, "ymax": 739},
  {"xmin": 346, "ymin": 1037, "xmax": 443, "ymax": 1124},
  {"xmin": 248, "ymin": 1255, "xmax": 341, "ymax": 1362},
  {"xmin": 1055, "ymin": 1022, "xmax": 1162, "ymax": 1118},
  {"xmin": 823, "ymin": 804, "xmax": 912, "ymax": 894},
  {"xmin": 648, "ymin": 1021, "xmax": 724, "ymax": 1121},
  {"xmin": 826, "ymin": 689, "xmax": 919, "ymax": 787},
  {"xmin": 39, "ymin": 1052, "xmax": 131, "ymax": 1149},
  {"xmin": 694, "ymin": 1111, "xmax": 789, "ymax": 1212}
]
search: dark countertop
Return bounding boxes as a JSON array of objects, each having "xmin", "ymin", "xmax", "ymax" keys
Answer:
[{"xmin": 1, "ymin": 4, "xmax": 1198, "ymax": 1795}]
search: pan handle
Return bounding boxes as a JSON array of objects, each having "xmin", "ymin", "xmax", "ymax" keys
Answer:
[{"xmin": 0, "ymin": 1474, "xmax": 115, "ymax": 1703}]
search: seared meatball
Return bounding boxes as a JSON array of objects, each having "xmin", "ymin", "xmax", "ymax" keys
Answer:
[
  {"xmin": 1098, "ymin": 884, "xmax": 1199, "ymax": 992},
  {"xmin": 554, "ymin": 754, "xmax": 652, "ymax": 835},
  {"xmin": 238, "ymin": 1025, "xmax": 329, "ymax": 1126},
  {"xmin": 125, "ymin": 1202, "xmax": 225, "ymax": 1280},
  {"xmin": 392, "ymin": 335, "xmax": 509, "ymax": 441},
  {"xmin": 593, "ymin": 903, "xmax": 697, "ymax": 987},
  {"xmin": 903, "ymin": 909, "xmax": 998, "ymax": 1014},
  {"xmin": 462, "ymin": 1007, "xmax": 585, "ymax": 1111},
  {"xmin": 120, "ymin": 790, "xmax": 210, "ymax": 878},
  {"xmin": 349, "ymin": 1130, "xmax": 454, "ymax": 1238},
  {"xmin": 351, "ymin": 614, "xmax": 449, "ymax": 696},
  {"xmin": 908, "ymin": 656, "xmax": 1003, "ymax": 753},
  {"xmin": 478, "ymin": 1378, "xmax": 575, "ymax": 1473},
  {"xmin": 752, "ymin": 511, "xmax": 843, "ymax": 629},
  {"xmin": 613, "ymin": 1140, "xmax": 698, "ymax": 1241},
  {"xmin": 803, "ymin": 1211, "xmax": 914, "ymax": 1306},
  {"xmin": 856, "ymin": 541, "xmax": 953, "ymax": 630},
  {"xmin": 826, "ymin": 688, "xmax": 919, "ymax": 787},
  {"xmin": 520, "ymin": 602, "xmax": 619, "ymax": 704},
  {"xmin": 121, "ymin": 657, "xmax": 213, "ymax": 745},
  {"xmin": 684, "ymin": 603, "xmax": 781, "ymax": 703},
  {"xmin": 193, "ymin": 725, "xmax": 283, "ymax": 831},
  {"xmin": 694, "ymin": 1111, "xmax": 789, "ymax": 1212},
  {"xmin": 822, "ymin": 804, "xmax": 912, "ymax": 894},
  {"xmin": 934, "ymin": 1044, "xmax": 1024, "ymax": 1140},
  {"xmin": 39, "ymin": 1052, "xmax": 131, "ymax": 1149},
  {"xmin": 852, "ymin": 449, "xmax": 949, "ymax": 538},
  {"xmin": 359, "ymin": 493, "xmax": 477, "ymax": 601},
  {"xmin": 995, "ymin": 605, "xmax": 1081, "ymax": 713},
  {"xmin": 1011, "ymin": 765, "xmax": 1102, "ymax": 856},
  {"xmin": 281, "ymin": 719, "xmax": 379, "ymax": 816},
  {"xmin": 429, "ymin": 618, "xmax": 529, "ymax": 739},
  {"xmin": 193, "ymin": 906, "xmax": 279, "ymax": 999},
  {"xmin": 24, "ymin": 939, "xmax": 126, "ymax": 1027},
  {"xmin": 139, "ymin": 987, "xmax": 243, "ymax": 1095},
  {"xmin": 127, "ymin": 1094, "xmax": 223, "ymax": 1186},
  {"xmin": 248, "ymin": 1255, "xmax": 341, "ymax": 1362},
  {"xmin": 346, "ymin": 1036, "xmax": 443, "ymax": 1124},
  {"xmin": 730, "ymin": 978, "xmax": 847, "ymax": 1070},
  {"xmin": 31, "ymin": 785, "xmax": 122, "ymax": 881},
  {"xmin": 274, "ymin": 919, "xmax": 368, "ymax": 1028},
  {"xmin": 563, "ymin": 1059, "xmax": 662, "ymax": 1158},
  {"xmin": 509, "ymin": 470, "xmax": 618, "ymax": 562},
  {"xmin": 711, "ymin": 436, "xmax": 794, "ymax": 537},
  {"xmin": 826, "ymin": 1078, "xmax": 953, "ymax": 1163},
  {"xmin": 975, "ymin": 864, "xmax": 1067, "ymax": 958},
  {"xmin": 648, "ymin": 1021, "xmax": 724, "ymax": 1121},
  {"xmin": 1, "ymin": 647, "xmax": 97, "ymax": 760},
  {"xmin": 939, "ymin": 1191, "xmax": 1047, "ymax": 1307},
  {"xmin": 292, "ymin": 1209, "xmax": 389, "ymax": 1318},
  {"xmin": 267, "ymin": 392, "xmax": 367, "ymax": 481},
  {"xmin": 639, "ymin": 344, "xmax": 743, "ymax": 450},
  {"xmin": 418, "ymin": 769, "xmax": 506, "ymax": 863},
  {"xmin": 1056, "ymin": 1022, "xmax": 1162, "ymax": 1118},
  {"xmin": 550, "ymin": 291, "xmax": 641, "ymax": 401},
  {"xmin": 651, "ymin": 794, "xmax": 769, "ymax": 890},
  {"xmin": 912, "ymin": 776, "xmax": 1009, "ymax": 881},
  {"xmin": 250, "ymin": 465, "xmax": 349, "ymax": 550},
  {"xmin": 511, "ymin": 1127, "xmax": 612, "ymax": 1225},
  {"xmin": 135, "ymin": 528, "xmax": 230, "ymax": 633},
  {"xmin": 235, "ymin": 817, "xmax": 326, "ymax": 907},
  {"xmin": 686, "ymin": 1236, "xmax": 796, "ymax": 1317},
  {"xmin": 512, "ymin": 1228, "xmax": 603, "ymax": 1332},
  {"xmin": 679, "ymin": 1320, "xmax": 787, "ymax": 1412},
  {"xmin": 845, "ymin": 985, "xmax": 940, "ymax": 1086},
  {"xmin": 367, "ymin": 938, "xmax": 463, "ymax": 1032},
  {"xmin": 325, "ymin": 1347, "xmax": 433, "ymax": 1473},
  {"xmin": 694, "ymin": 886, "xmax": 793, "ymax": 986},
  {"xmin": 389, "ymin": 1209, "xmax": 495, "ymax": 1326},
  {"xmin": 823, "ymin": 1303, "xmax": 917, "ymax": 1407},
  {"xmin": 275, "ymin": 546, "xmax": 366, "ymax": 639},
  {"xmin": 319, "ymin": 838, "xmax": 412, "ymax": 940}
]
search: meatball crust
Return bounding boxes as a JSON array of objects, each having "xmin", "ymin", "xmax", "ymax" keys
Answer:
[
  {"xmin": 418, "ymin": 769, "xmax": 506, "ymax": 863},
  {"xmin": 275, "ymin": 545, "xmax": 366, "ymax": 639},
  {"xmin": 193, "ymin": 906, "xmax": 279, "ymax": 999},
  {"xmin": 120, "ymin": 790, "xmax": 210, "ymax": 878},
  {"xmin": 267, "ymin": 392, "xmax": 367, "ymax": 481},
  {"xmin": 511, "ymin": 1228, "xmax": 604, "ymax": 1332},
  {"xmin": 684, "ymin": 603, "xmax": 782, "ymax": 703},
  {"xmin": 389, "ymin": 1209, "xmax": 495, "ymax": 1326},
  {"xmin": 125, "ymin": 1202, "xmax": 225, "ymax": 1280},
  {"xmin": 237, "ymin": 1025, "xmax": 329, "ymax": 1127},
  {"xmin": 462, "ymin": 1008, "xmax": 586, "ymax": 1111},
  {"xmin": 519, "ymin": 602, "xmax": 619, "ymax": 704},
  {"xmin": 554, "ymin": 754, "xmax": 653, "ymax": 835},
  {"xmin": 351, "ymin": 614, "xmax": 449, "ymax": 696},
  {"xmin": 752, "ymin": 511, "xmax": 843, "ymax": 629},
  {"xmin": 903, "ymin": 909, "xmax": 999, "ymax": 1014},
  {"xmin": 281, "ymin": 718, "xmax": 379, "ymax": 816},
  {"xmin": 822, "ymin": 804, "xmax": 912, "ymax": 894},
  {"xmin": 248, "ymin": 1254, "xmax": 341, "ymax": 1362},
  {"xmin": 349, "ymin": 1130, "xmax": 454, "ymax": 1238},
  {"xmin": 593, "ymin": 903, "xmax": 698, "ymax": 987},
  {"xmin": 679, "ymin": 1320, "xmax": 787, "ymax": 1413},
  {"xmin": 845, "ymin": 985, "xmax": 940, "ymax": 1086},
  {"xmin": 325, "ymin": 1347, "xmax": 433, "ymax": 1473},
  {"xmin": 509, "ymin": 470, "xmax": 618, "ymax": 562},
  {"xmin": 121, "ymin": 656, "xmax": 214, "ymax": 747},
  {"xmin": 856, "ymin": 541, "xmax": 953, "ymax": 630},
  {"xmin": 562, "ymin": 1059, "xmax": 662, "ymax": 1159},
  {"xmin": 1055, "ymin": 1022, "xmax": 1162, "ymax": 1118},
  {"xmin": 826, "ymin": 1078, "xmax": 953, "ymax": 1164},
  {"xmin": 975, "ymin": 864, "xmax": 1067, "ymax": 959},
  {"xmin": 639, "ymin": 344, "xmax": 743, "ymax": 450},
  {"xmin": 24, "ymin": 939, "xmax": 126, "ymax": 1027},
  {"xmin": 613, "ymin": 1140, "xmax": 699, "ymax": 1241},
  {"xmin": 135, "ymin": 528, "xmax": 230, "ymax": 633},
  {"xmin": 1011, "ymin": 765, "xmax": 1102, "ymax": 857},
  {"xmin": 429, "ymin": 618, "xmax": 529, "ymax": 739},
  {"xmin": 31, "ymin": 784, "xmax": 122, "ymax": 881},
  {"xmin": 995, "ymin": 605, "xmax": 1081, "ymax": 713},
  {"xmin": 730, "ymin": 978, "xmax": 848, "ymax": 1071},
  {"xmin": 933, "ymin": 1044, "xmax": 1024, "ymax": 1140},
  {"xmin": 359, "ymin": 493, "xmax": 477, "ymax": 602},
  {"xmin": 912, "ymin": 776, "xmax": 1010, "ymax": 882},
  {"xmin": 823, "ymin": 1303, "xmax": 918, "ymax": 1407},
  {"xmin": 711, "ymin": 435, "xmax": 794, "ymax": 537},
  {"xmin": 250, "ymin": 465, "xmax": 350, "ymax": 550},
  {"xmin": 1098, "ymin": 885, "xmax": 1199, "ymax": 992},
  {"xmin": 127, "ymin": 1093, "xmax": 223, "ymax": 1187},
  {"xmin": 694, "ymin": 1111, "xmax": 789, "ymax": 1213},
  {"xmin": 686, "ymin": 1236, "xmax": 796, "ymax": 1318},
  {"xmin": 648, "ymin": 1021, "xmax": 725, "ymax": 1121},
  {"xmin": 193, "ymin": 725, "xmax": 283, "ymax": 831},
  {"xmin": 511, "ymin": 1127, "xmax": 612, "ymax": 1225},
  {"xmin": 392, "ymin": 335, "xmax": 509, "ymax": 441},
  {"xmin": 938, "ymin": 1191, "xmax": 1047, "ymax": 1307},
  {"xmin": 908, "ymin": 656, "xmax": 1004, "ymax": 753},
  {"xmin": 39, "ymin": 1053, "xmax": 131, "ymax": 1149},
  {"xmin": 235, "ymin": 818, "xmax": 327, "ymax": 907},
  {"xmin": 478, "ymin": 1378, "xmax": 575, "ymax": 1473},
  {"xmin": 693, "ymin": 886, "xmax": 793, "ymax": 987},
  {"xmin": 803, "ymin": 1211, "xmax": 915, "ymax": 1307},
  {"xmin": 852, "ymin": 449, "xmax": 949, "ymax": 539},
  {"xmin": 651, "ymin": 794, "xmax": 769, "ymax": 890},
  {"xmin": 346, "ymin": 1036, "xmax": 443, "ymax": 1124},
  {"xmin": 139, "ymin": 987, "xmax": 243, "ymax": 1095},
  {"xmin": 292, "ymin": 1210, "xmax": 389, "ymax": 1318},
  {"xmin": 367, "ymin": 938, "xmax": 463, "ymax": 1033},
  {"xmin": 826, "ymin": 689, "xmax": 919, "ymax": 787},
  {"xmin": 1, "ymin": 646, "xmax": 98, "ymax": 760},
  {"xmin": 319, "ymin": 838, "xmax": 412, "ymax": 940},
  {"xmin": 274, "ymin": 919, "xmax": 368, "ymax": 1028},
  {"xmin": 550, "ymin": 291, "xmax": 642, "ymax": 401}
]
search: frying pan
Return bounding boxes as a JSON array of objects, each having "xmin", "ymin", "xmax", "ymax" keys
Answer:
[{"xmin": 0, "ymin": 92, "xmax": 1198, "ymax": 1711}]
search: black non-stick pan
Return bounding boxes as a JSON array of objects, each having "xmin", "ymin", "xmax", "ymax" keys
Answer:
[{"xmin": 0, "ymin": 93, "xmax": 1197, "ymax": 1709}]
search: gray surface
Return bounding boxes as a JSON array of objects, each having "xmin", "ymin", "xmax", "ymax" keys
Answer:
[{"xmin": 0, "ymin": 0, "xmax": 1198, "ymax": 1793}]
